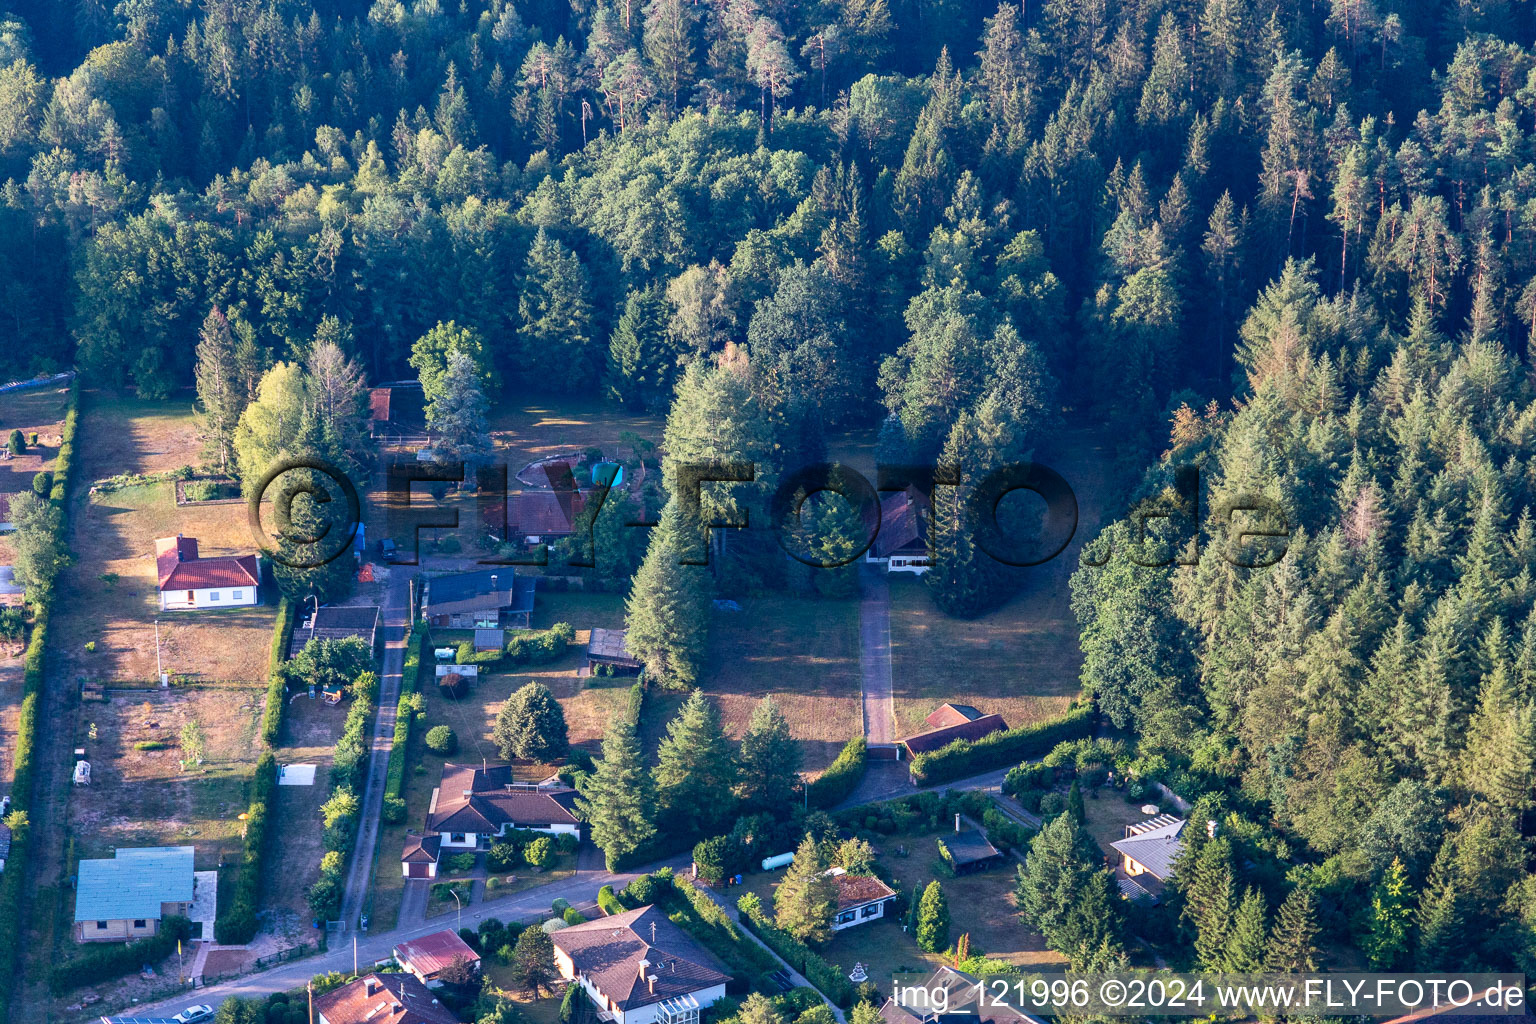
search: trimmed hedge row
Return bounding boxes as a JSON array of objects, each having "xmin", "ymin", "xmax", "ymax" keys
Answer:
[
  {"xmin": 808, "ymin": 737, "xmax": 866, "ymax": 809},
  {"xmin": 0, "ymin": 380, "xmax": 78, "ymax": 1017},
  {"xmin": 385, "ymin": 623, "xmax": 426, "ymax": 803},
  {"xmin": 907, "ymin": 704, "xmax": 1095, "ymax": 786},
  {"xmin": 49, "ymin": 916, "xmax": 194, "ymax": 994},
  {"xmin": 216, "ymin": 752, "xmax": 278, "ymax": 944},
  {"xmin": 597, "ymin": 884, "xmax": 625, "ymax": 916},
  {"xmin": 737, "ymin": 896, "xmax": 854, "ymax": 1007},
  {"xmin": 261, "ymin": 598, "xmax": 295, "ymax": 747}
]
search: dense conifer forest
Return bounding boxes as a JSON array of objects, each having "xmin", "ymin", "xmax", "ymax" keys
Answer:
[{"xmin": 4, "ymin": 0, "xmax": 1536, "ymax": 979}]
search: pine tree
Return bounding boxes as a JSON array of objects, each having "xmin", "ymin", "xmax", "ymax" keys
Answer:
[
  {"xmin": 654, "ymin": 689, "xmax": 737, "ymax": 834},
  {"xmin": 1265, "ymin": 886, "xmax": 1320, "ymax": 971},
  {"xmin": 1363, "ymin": 857, "xmax": 1414, "ymax": 969},
  {"xmin": 915, "ymin": 880, "xmax": 951, "ymax": 952},
  {"xmin": 518, "ymin": 228, "xmax": 597, "ymax": 390},
  {"xmin": 1224, "ymin": 887, "xmax": 1268, "ymax": 971},
  {"xmin": 924, "ymin": 414, "xmax": 999, "ymax": 618},
  {"xmin": 642, "ymin": 0, "xmax": 695, "ymax": 109},
  {"xmin": 428, "ymin": 349, "xmax": 492, "ymax": 469},
  {"xmin": 493, "ymin": 682, "xmax": 570, "ymax": 761},
  {"xmin": 738, "ymin": 696, "xmax": 802, "ymax": 813},
  {"xmin": 577, "ymin": 715, "xmax": 657, "ymax": 870},
  {"xmin": 607, "ymin": 283, "xmax": 683, "ymax": 412},
  {"xmin": 512, "ymin": 924, "xmax": 558, "ymax": 997},
  {"xmin": 194, "ymin": 306, "xmax": 245, "ymax": 475},
  {"xmin": 1414, "ymin": 839, "xmax": 1466, "ymax": 970},
  {"xmin": 623, "ymin": 500, "xmax": 711, "ymax": 688},
  {"xmin": 774, "ymin": 833, "xmax": 837, "ymax": 943}
]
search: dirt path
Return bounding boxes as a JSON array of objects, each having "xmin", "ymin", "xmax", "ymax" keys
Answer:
[
  {"xmin": 338, "ymin": 564, "xmax": 413, "ymax": 932},
  {"xmin": 857, "ymin": 567, "xmax": 895, "ymax": 745}
]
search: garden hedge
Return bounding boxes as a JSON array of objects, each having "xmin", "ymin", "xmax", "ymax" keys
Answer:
[
  {"xmin": 737, "ymin": 896, "xmax": 854, "ymax": 1006},
  {"xmin": 907, "ymin": 704, "xmax": 1094, "ymax": 786},
  {"xmin": 0, "ymin": 380, "xmax": 78, "ymax": 1017},
  {"xmin": 216, "ymin": 752, "xmax": 278, "ymax": 944},
  {"xmin": 261, "ymin": 598, "xmax": 295, "ymax": 747},
  {"xmin": 384, "ymin": 623, "xmax": 425, "ymax": 802},
  {"xmin": 808, "ymin": 737, "xmax": 865, "ymax": 809},
  {"xmin": 49, "ymin": 916, "xmax": 194, "ymax": 994}
]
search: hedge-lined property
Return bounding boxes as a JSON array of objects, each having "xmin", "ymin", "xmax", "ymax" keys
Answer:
[
  {"xmin": 0, "ymin": 379, "xmax": 78, "ymax": 1018},
  {"xmin": 737, "ymin": 894, "xmax": 854, "ymax": 1007},
  {"xmin": 907, "ymin": 704, "xmax": 1094, "ymax": 786},
  {"xmin": 216, "ymin": 752, "xmax": 278, "ymax": 944},
  {"xmin": 807, "ymin": 737, "xmax": 865, "ymax": 809},
  {"xmin": 261, "ymin": 597, "xmax": 295, "ymax": 746},
  {"xmin": 49, "ymin": 916, "xmax": 194, "ymax": 994},
  {"xmin": 384, "ymin": 623, "xmax": 425, "ymax": 807}
]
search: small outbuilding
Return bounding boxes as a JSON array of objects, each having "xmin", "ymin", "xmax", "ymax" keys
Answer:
[
  {"xmin": 402, "ymin": 832, "xmax": 442, "ymax": 879},
  {"xmin": 586, "ymin": 628, "xmax": 642, "ymax": 675},
  {"xmin": 394, "ymin": 929, "xmax": 481, "ymax": 988},
  {"xmin": 936, "ymin": 828, "xmax": 1005, "ymax": 875},
  {"xmin": 473, "ymin": 627, "xmax": 504, "ymax": 653}
]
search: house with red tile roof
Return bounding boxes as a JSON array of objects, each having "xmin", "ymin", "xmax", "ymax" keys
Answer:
[
  {"xmin": 393, "ymin": 929, "xmax": 480, "ymax": 988},
  {"xmin": 154, "ymin": 535, "xmax": 260, "ymax": 611},
  {"xmin": 552, "ymin": 905, "xmax": 730, "ymax": 1024},
  {"xmin": 314, "ymin": 973, "xmax": 457, "ymax": 1024},
  {"xmin": 864, "ymin": 487, "xmax": 930, "ymax": 575},
  {"xmin": 427, "ymin": 762, "xmax": 581, "ymax": 849}
]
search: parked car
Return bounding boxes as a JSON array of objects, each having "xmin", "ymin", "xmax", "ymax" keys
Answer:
[
  {"xmin": 378, "ymin": 537, "xmax": 398, "ymax": 562},
  {"xmin": 173, "ymin": 1007, "xmax": 215, "ymax": 1024}
]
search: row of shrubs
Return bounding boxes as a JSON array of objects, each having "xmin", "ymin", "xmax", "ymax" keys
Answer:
[
  {"xmin": 260, "ymin": 598, "xmax": 296, "ymax": 746},
  {"xmin": 49, "ymin": 916, "xmax": 194, "ymax": 994},
  {"xmin": 736, "ymin": 893, "xmax": 855, "ymax": 1007},
  {"xmin": 906, "ymin": 703, "xmax": 1095, "ymax": 785},
  {"xmin": 216, "ymin": 752, "xmax": 278, "ymax": 943},
  {"xmin": 807, "ymin": 737, "xmax": 865, "ymax": 809},
  {"xmin": 383, "ymin": 624, "xmax": 426, "ymax": 822},
  {"xmin": 0, "ymin": 380, "xmax": 77, "ymax": 1015},
  {"xmin": 486, "ymin": 829, "xmax": 578, "ymax": 871},
  {"xmin": 308, "ymin": 680, "xmax": 377, "ymax": 920}
]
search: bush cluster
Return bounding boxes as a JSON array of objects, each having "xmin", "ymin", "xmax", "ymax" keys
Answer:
[
  {"xmin": 455, "ymin": 639, "xmax": 504, "ymax": 665},
  {"xmin": 503, "ymin": 622, "xmax": 576, "ymax": 664},
  {"xmin": 736, "ymin": 894, "xmax": 854, "ymax": 1006},
  {"xmin": 907, "ymin": 704, "xmax": 1094, "ymax": 785},
  {"xmin": 425, "ymin": 724, "xmax": 457, "ymax": 754}
]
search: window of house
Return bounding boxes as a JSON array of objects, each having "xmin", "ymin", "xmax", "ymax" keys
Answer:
[
  {"xmin": 232, "ymin": 590, "xmax": 244, "ymax": 601},
  {"xmin": 209, "ymin": 592, "xmax": 221, "ymax": 602},
  {"xmin": 451, "ymin": 833, "xmax": 467, "ymax": 844},
  {"xmin": 862, "ymin": 904, "xmax": 880, "ymax": 918},
  {"xmin": 185, "ymin": 591, "xmax": 194, "ymax": 602},
  {"xmin": 837, "ymin": 911, "xmax": 856, "ymax": 924},
  {"xmin": 133, "ymin": 919, "xmax": 147, "ymax": 928},
  {"xmin": 96, "ymin": 921, "xmax": 108, "ymax": 930}
]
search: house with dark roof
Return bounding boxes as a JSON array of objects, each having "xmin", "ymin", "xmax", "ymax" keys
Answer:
[
  {"xmin": 287, "ymin": 604, "xmax": 381, "ymax": 659},
  {"xmin": 587, "ymin": 627, "xmax": 642, "ymax": 674},
  {"xmin": 315, "ymin": 972, "xmax": 457, "ymax": 1024},
  {"xmin": 878, "ymin": 966, "xmax": 1049, "ymax": 1024},
  {"xmin": 154, "ymin": 535, "xmax": 260, "ymax": 611},
  {"xmin": 552, "ymin": 905, "xmax": 730, "ymax": 1024},
  {"xmin": 427, "ymin": 762, "xmax": 581, "ymax": 849},
  {"xmin": 937, "ymin": 827, "xmax": 1006, "ymax": 875},
  {"xmin": 508, "ymin": 488, "xmax": 587, "ymax": 544},
  {"xmin": 865, "ymin": 487, "xmax": 930, "ymax": 574},
  {"xmin": 401, "ymin": 831, "xmax": 442, "ymax": 879},
  {"xmin": 422, "ymin": 569, "xmax": 536, "ymax": 629},
  {"xmin": 1109, "ymin": 815, "xmax": 1187, "ymax": 901},
  {"xmin": 899, "ymin": 705, "xmax": 1008, "ymax": 757},
  {"xmin": 394, "ymin": 929, "xmax": 481, "ymax": 988},
  {"xmin": 828, "ymin": 869, "xmax": 898, "ymax": 931}
]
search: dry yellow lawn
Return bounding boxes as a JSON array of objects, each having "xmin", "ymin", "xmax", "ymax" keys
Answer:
[{"xmin": 53, "ymin": 392, "xmax": 275, "ymax": 683}]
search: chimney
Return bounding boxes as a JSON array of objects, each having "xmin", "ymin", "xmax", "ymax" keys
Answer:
[
  {"xmin": 648, "ymin": 976, "xmax": 655, "ymax": 996},
  {"xmin": 639, "ymin": 958, "xmax": 651, "ymax": 981},
  {"xmin": 1205, "ymin": 819, "xmax": 1217, "ymax": 839},
  {"xmin": 366, "ymin": 977, "xmax": 381, "ymax": 995}
]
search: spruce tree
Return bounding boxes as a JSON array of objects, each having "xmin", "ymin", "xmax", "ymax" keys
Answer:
[
  {"xmin": 915, "ymin": 880, "xmax": 951, "ymax": 952},
  {"xmin": 623, "ymin": 500, "xmax": 711, "ymax": 688},
  {"xmin": 738, "ymin": 696, "xmax": 802, "ymax": 813},
  {"xmin": 194, "ymin": 306, "xmax": 245, "ymax": 475},
  {"xmin": 519, "ymin": 227, "xmax": 597, "ymax": 390},
  {"xmin": 924, "ymin": 414, "xmax": 997, "ymax": 618},
  {"xmin": 1264, "ymin": 886, "xmax": 1320, "ymax": 971},
  {"xmin": 1223, "ymin": 887, "xmax": 1268, "ymax": 971},
  {"xmin": 1414, "ymin": 839, "xmax": 1466, "ymax": 970},
  {"xmin": 576, "ymin": 715, "xmax": 656, "ymax": 870},
  {"xmin": 1015, "ymin": 813, "xmax": 1121, "ymax": 956},
  {"xmin": 493, "ymin": 682, "xmax": 570, "ymax": 761},
  {"xmin": 512, "ymin": 924, "xmax": 558, "ymax": 997},
  {"xmin": 774, "ymin": 833, "xmax": 836, "ymax": 944},
  {"xmin": 428, "ymin": 349, "xmax": 492, "ymax": 470},
  {"xmin": 607, "ymin": 283, "xmax": 682, "ymax": 412},
  {"xmin": 654, "ymin": 689, "xmax": 737, "ymax": 834}
]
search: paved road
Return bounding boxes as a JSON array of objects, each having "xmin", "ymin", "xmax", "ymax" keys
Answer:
[
  {"xmin": 132, "ymin": 853, "xmax": 688, "ymax": 1016},
  {"xmin": 857, "ymin": 568, "xmax": 895, "ymax": 745},
  {"xmin": 338, "ymin": 565, "xmax": 414, "ymax": 933}
]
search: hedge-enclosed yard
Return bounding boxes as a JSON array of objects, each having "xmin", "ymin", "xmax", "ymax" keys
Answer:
[{"xmin": 906, "ymin": 704, "xmax": 1094, "ymax": 786}]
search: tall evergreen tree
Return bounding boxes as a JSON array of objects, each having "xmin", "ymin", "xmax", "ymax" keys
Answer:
[
  {"xmin": 654, "ymin": 689, "xmax": 737, "ymax": 834},
  {"xmin": 427, "ymin": 349, "xmax": 492, "ymax": 469},
  {"xmin": 914, "ymin": 879, "xmax": 951, "ymax": 952},
  {"xmin": 493, "ymin": 682, "xmax": 571, "ymax": 761},
  {"xmin": 1265, "ymin": 886, "xmax": 1320, "ymax": 971},
  {"xmin": 608, "ymin": 283, "xmax": 684, "ymax": 411},
  {"xmin": 1224, "ymin": 887, "xmax": 1268, "ymax": 971},
  {"xmin": 577, "ymin": 715, "xmax": 657, "ymax": 870},
  {"xmin": 738, "ymin": 696, "xmax": 802, "ymax": 813},
  {"xmin": 774, "ymin": 833, "xmax": 837, "ymax": 943},
  {"xmin": 194, "ymin": 306, "xmax": 245, "ymax": 475},
  {"xmin": 518, "ymin": 228, "xmax": 597, "ymax": 390},
  {"xmin": 1363, "ymin": 858, "xmax": 1414, "ymax": 969},
  {"xmin": 623, "ymin": 500, "xmax": 711, "ymax": 688}
]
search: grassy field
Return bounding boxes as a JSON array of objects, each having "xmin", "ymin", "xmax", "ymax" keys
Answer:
[
  {"xmin": 51, "ymin": 393, "xmax": 276, "ymax": 683},
  {"xmin": 699, "ymin": 594, "xmax": 862, "ymax": 773},
  {"xmin": 262, "ymin": 695, "xmax": 342, "ymax": 940},
  {"xmin": 0, "ymin": 384, "xmax": 70, "ymax": 561}
]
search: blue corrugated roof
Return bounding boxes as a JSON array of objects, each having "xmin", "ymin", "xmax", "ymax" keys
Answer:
[{"xmin": 75, "ymin": 846, "xmax": 194, "ymax": 922}]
